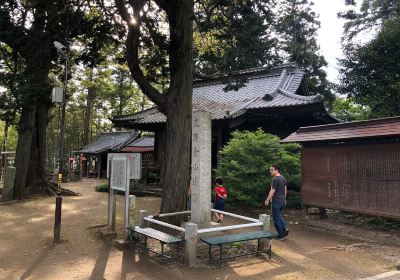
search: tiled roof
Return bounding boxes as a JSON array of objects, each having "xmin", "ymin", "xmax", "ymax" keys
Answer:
[
  {"xmin": 77, "ymin": 131, "xmax": 139, "ymax": 154},
  {"xmin": 281, "ymin": 116, "xmax": 400, "ymax": 143},
  {"xmin": 112, "ymin": 64, "xmax": 323, "ymax": 125},
  {"xmin": 126, "ymin": 136, "xmax": 154, "ymax": 147}
]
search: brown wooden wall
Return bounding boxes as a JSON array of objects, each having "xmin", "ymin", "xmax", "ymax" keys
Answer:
[{"xmin": 301, "ymin": 142, "xmax": 400, "ymax": 218}]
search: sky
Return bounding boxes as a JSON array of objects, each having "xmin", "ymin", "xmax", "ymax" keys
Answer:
[{"xmin": 313, "ymin": 0, "xmax": 349, "ymax": 83}]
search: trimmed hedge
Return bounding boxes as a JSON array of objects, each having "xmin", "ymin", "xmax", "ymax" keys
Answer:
[{"xmin": 215, "ymin": 129, "xmax": 302, "ymax": 209}]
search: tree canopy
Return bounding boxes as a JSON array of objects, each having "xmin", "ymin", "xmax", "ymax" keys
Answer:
[
  {"xmin": 277, "ymin": 0, "xmax": 334, "ymax": 107},
  {"xmin": 338, "ymin": 0, "xmax": 400, "ymax": 118}
]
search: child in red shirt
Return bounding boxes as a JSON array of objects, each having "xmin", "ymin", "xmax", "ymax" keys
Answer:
[{"xmin": 213, "ymin": 177, "xmax": 228, "ymax": 223}]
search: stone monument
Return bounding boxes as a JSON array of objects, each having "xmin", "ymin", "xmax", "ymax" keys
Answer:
[
  {"xmin": 2, "ymin": 167, "xmax": 15, "ymax": 202},
  {"xmin": 191, "ymin": 111, "xmax": 212, "ymax": 225}
]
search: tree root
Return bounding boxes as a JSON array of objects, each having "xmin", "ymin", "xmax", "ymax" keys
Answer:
[
  {"xmin": 46, "ymin": 183, "xmax": 79, "ymax": 196},
  {"xmin": 323, "ymin": 243, "xmax": 368, "ymax": 251}
]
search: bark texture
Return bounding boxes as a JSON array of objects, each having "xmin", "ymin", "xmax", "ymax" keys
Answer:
[
  {"xmin": 160, "ymin": 0, "xmax": 193, "ymax": 215},
  {"xmin": 14, "ymin": 102, "xmax": 50, "ymax": 199},
  {"xmin": 83, "ymin": 87, "xmax": 94, "ymax": 146},
  {"xmin": 116, "ymin": 0, "xmax": 194, "ymax": 219}
]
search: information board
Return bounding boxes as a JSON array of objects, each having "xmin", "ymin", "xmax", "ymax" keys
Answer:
[
  {"xmin": 107, "ymin": 153, "xmax": 142, "ymax": 180},
  {"xmin": 302, "ymin": 143, "xmax": 400, "ymax": 218},
  {"xmin": 110, "ymin": 157, "xmax": 127, "ymax": 191},
  {"xmin": 128, "ymin": 153, "xmax": 142, "ymax": 180}
]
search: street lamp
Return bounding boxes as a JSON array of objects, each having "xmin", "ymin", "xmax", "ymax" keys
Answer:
[{"xmin": 53, "ymin": 40, "xmax": 68, "ymax": 243}]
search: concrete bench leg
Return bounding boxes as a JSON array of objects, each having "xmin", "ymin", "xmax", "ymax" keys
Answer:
[
  {"xmin": 184, "ymin": 223, "xmax": 198, "ymax": 267},
  {"xmin": 259, "ymin": 214, "xmax": 271, "ymax": 251}
]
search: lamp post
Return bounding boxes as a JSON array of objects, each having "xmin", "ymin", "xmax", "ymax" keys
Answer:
[{"xmin": 53, "ymin": 40, "xmax": 68, "ymax": 242}]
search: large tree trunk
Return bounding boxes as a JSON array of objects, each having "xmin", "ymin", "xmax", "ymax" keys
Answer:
[
  {"xmin": 83, "ymin": 87, "xmax": 94, "ymax": 146},
  {"xmin": 0, "ymin": 121, "xmax": 9, "ymax": 179},
  {"xmin": 159, "ymin": 0, "xmax": 194, "ymax": 217},
  {"xmin": 13, "ymin": 47, "xmax": 52, "ymax": 198},
  {"xmin": 14, "ymin": 101, "xmax": 50, "ymax": 199}
]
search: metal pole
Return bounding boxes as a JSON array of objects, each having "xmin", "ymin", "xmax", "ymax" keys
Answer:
[
  {"xmin": 54, "ymin": 173, "xmax": 63, "ymax": 242},
  {"xmin": 54, "ymin": 51, "xmax": 68, "ymax": 243},
  {"xmin": 58, "ymin": 54, "xmax": 68, "ymax": 176}
]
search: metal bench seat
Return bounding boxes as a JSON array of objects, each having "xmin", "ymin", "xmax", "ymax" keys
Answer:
[
  {"xmin": 128, "ymin": 226, "xmax": 183, "ymax": 259},
  {"xmin": 201, "ymin": 230, "xmax": 276, "ymax": 266}
]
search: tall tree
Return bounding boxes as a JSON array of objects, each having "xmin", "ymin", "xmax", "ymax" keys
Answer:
[
  {"xmin": 109, "ymin": 0, "xmax": 280, "ymax": 217},
  {"xmin": 0, "ymin": 1, "xmax": 114, "ymax": 198},
  {"xmin": 194, "ymin": 0, "xmax": 278, "ymax": 87},
  {"xmin": 113, "ymin": 0, "xmax": 194, "ymax": 217},
  {"xmin": 338, "ymin": 0, "xmax": 400, "ymax": 117},
  {"xmin": 276, "ymin": 0, "xmax": 334, "ymax": 106}
]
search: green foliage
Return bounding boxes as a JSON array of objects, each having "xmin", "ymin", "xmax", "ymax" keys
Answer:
[
  {"xmin": 194, "ymin": 0, "xmax": 279, "ymax": 85},
  {"xmin": 286, "ymin": 191, "xmax": 302, "ymax": 209},
  {"xmin": 95, "ymin": 183, "xmax": 109, "ymax": 193},
  {"xmin": 46, "ymin": 49, "xmax": 151, "ymax": 170},
  {"xmin": 331, "ymin": 98, "xmax": 372, "ymax": 121},
  {"xmin": 339, "ymin": 16, "xmax": 400, "ymax": 117},
  {"xmin": 277, "ymin": 0, "xmax": 335, "ymax": 107},
  {"xmin": 336, "ymin": 211, "xmax": 400, "ymax": 230},
  {"xmin": 215, "ymin": 129, "xmax": 301, "ymax": 209},
  {"xmin": 359, "ymin": 216, "xmax": 400, "ymax": 230},
  {"xmin": 0, "ymin": 121, "xmax": 18, "ymax": 150},
  {"xmin": 339, "ymin": 0, "xmax": 400, "ymax": 41}
]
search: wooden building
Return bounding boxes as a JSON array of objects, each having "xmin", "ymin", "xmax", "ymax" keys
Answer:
[
  {"xmin": 76, "ymin": 131, "xmax": 154, "ymax": 179},
  {"xmin": 281, "ymin": 116, "xmax": 400, "ymax": 219},
  {"xmin": 112, "ymin": 64, "xmax": 338, "ymax": 168}
]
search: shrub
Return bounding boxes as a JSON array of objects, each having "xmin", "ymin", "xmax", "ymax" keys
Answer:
[
  {"xmin": 95, "ymin": 183, "xmax": 109, "ymax": 192},
  {"xmin": 286, "ymin": 191, "xmax": 302, "ymax": 209},
  {"xmin": 215, "ymin": 129, "xmax": 301, "ymax": 209}
]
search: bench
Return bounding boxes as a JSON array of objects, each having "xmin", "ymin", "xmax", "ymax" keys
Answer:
[
  {"xmin": 128, "ymin": 226, "xmax": 183, "ymax": 259},
  {"xmin": 200, "ymin": 230, "xmax": 276, "ymax": 266}
]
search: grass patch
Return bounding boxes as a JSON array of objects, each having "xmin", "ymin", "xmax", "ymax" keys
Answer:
[
  {"xmin": 94, "ymin": 183, "xmax": 148, "ymax": 197},
  {"xmin": 227, "ymin": 241, "xmax": 244, "ymax": 247},
  {"xmin": 358, "ymin": 215, "xmax": 400, "ymax": 230},
  {"xmin": 335, "ymin": 211, "xmax": 400, "ymax": 230}
]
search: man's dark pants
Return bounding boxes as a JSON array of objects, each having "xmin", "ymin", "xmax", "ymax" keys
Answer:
[{"xmin": 272, "ymin": 200, "xmax": 287, "ymax": 238}]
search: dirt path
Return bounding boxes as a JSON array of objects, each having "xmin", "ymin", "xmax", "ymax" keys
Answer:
[{"xmin": 0, "ymin": 179, "xmax": 398, "ymax": 280}]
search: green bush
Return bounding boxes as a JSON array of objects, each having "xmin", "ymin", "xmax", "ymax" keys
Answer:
[
  {"xmin": 95, "ymin": 183, "xmax": 109, "ymax": 192},
  {"xmin": 95, "ymin": 182, "xmax": 145, "ymax": 196},
  {"xmin": 215, "ymin": 129, "xmax": 301, "ymax": 209},
  {"xmin": 94, "ymin": 183, "xmax": 124, "ymax": 195},
  {"xmin": 286, "ymin": 191, "xmax": 302, "ymax": 209}
]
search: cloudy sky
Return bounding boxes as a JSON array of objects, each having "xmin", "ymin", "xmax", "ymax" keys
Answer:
[{"xmin": 313, "ymin": 0, "xmax": 349, "ymax": 83}]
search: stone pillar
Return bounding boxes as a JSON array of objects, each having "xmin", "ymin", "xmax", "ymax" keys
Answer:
[
  {"xmin": 184, "ymin": 222, "xmax": 198, "ymax": 267},
  {"xmin": 191, "ymin": 111, "xmax": 212, "ymax": 225},
  {"xmin": 138, "ymin": 210, "xmax": 149, "ymax": 243},
  {"xmin": 259, "ymin": 214, "xmax": 271, "ymax": 251},
  {"xmin": 128, "ymin": 195, "xmax": 136, "ymax": 227},
  {"xmin": 2, "ymin": 167, "xmax": 15, "ymax": 202},
  {"xmin": 139, "ymin": 210, "xmax": 148, "ymax": 228},
  {"xmin": 108, "ymin": 189, "xmax": 117, "ymax": 232}
]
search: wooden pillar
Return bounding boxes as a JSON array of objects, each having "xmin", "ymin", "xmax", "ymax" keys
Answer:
[
  {"xmin": 216, "ymin": 126, "xmax": 223, "ymax": 168},
  {"xmin": 97, "ymin": 154, "xmax": 102, "ymax": 179},
  {"xmin": 154, "ymin": 127, "xmax": 166, "ymax": 166},
  {"xmin": 155, "ymin": 127, "xmax": 166, "ymax": 187}
]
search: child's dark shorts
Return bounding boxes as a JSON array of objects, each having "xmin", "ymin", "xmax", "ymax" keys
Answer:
[{"xmin": 214, "ymin": 199, "xmax": 225, "ymax": 211}]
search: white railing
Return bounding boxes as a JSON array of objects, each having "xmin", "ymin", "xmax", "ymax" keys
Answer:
[
  {"xmin": 197, "ymin": 222, "xmax": 263, "ymax": 234},
  {"xmin": 211, "ymin": 209, "xmax": 259, "ymax": 222},
  {"xmin": 144, "ymin": 216, "xmax": 186, "ymax": 232},
  {"xmin": 148, "ymin": 211, "xmax": 191, "ymax": 219},
  {"xmin": 141, "ymin": 209, "xmax": 265, "ymax": 234}
]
